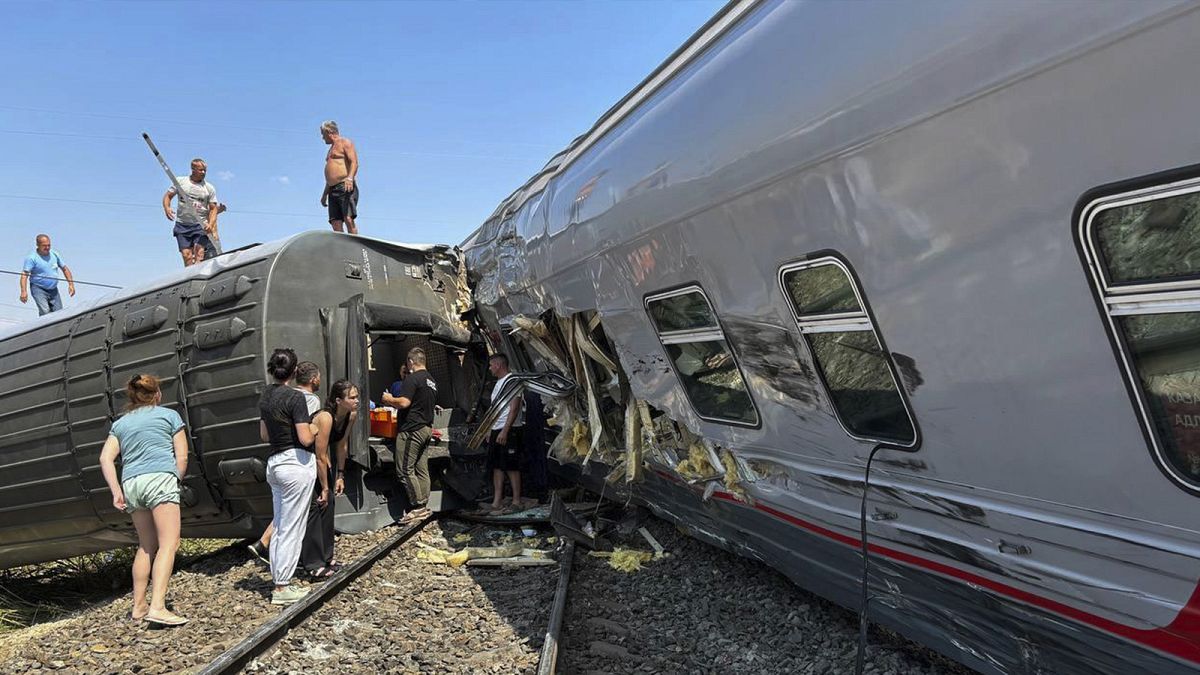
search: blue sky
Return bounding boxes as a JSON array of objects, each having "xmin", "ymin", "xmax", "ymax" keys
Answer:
[{"xmin": 0, "ymin": 0, "xmax": 723, "ymax": 327}]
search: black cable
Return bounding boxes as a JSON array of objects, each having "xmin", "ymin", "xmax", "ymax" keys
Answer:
[
  {"xmin": 854, "ymin": 442, "xmax": 889, "ymax": 675},
  {"xmin": 0, "ymin": 269, "xmax": 122, "ymax": 289}
]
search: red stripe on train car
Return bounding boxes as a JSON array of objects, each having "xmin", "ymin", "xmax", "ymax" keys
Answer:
[{"xmin": 650, "ymin": 469, "xmax": 1200, "ymax": 662}]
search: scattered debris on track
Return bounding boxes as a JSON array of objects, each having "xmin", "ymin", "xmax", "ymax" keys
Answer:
[{"xmin": 248, "ymin": 520, "xmax": 558, "ymax": 674}]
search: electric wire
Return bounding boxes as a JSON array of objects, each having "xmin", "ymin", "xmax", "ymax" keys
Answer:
[
  {"xmin": 855, "ymin": 442, "xmax": 916, "ymax": 675},
  {"xmin": 0, "ymin": 269, "xmax": 122, "ymax": 289},
  {"xmin": 854, "ymin": 444, "xmax": 885, "ymax": 675},
  {"xmin": 0, "ymin": 193, "xmax": 452, "ymax": 225},
  {"xmin": 0, "ymin": 128, "xmax": 547, "ymax": 161},
  {"xmin": 0, "ymin": 104, "xmax": 563, "ymax": 150},
  {"xmin": 0, "ymin": 301, "xmax": 40, "ymax": 312}
]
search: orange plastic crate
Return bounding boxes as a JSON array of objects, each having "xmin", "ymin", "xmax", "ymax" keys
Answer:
[{"xmin": 369, "ymin": 409, "xmax": 397, "ymax": 438}]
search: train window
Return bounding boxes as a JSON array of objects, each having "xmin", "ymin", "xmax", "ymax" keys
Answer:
[
  {"xmin": 1092, "ymin": 191, "xmax": 1200, "ymax": 285},
  {"xmin": 1081, "ymin": 181, "xmax": 1200, "ymax": 490},
  {"xmin": 783, "ymin": 263, "xmax": 861, "ymax": 315},
  {"xmin": 648, "ymin": 291, "xmax": 719, "ymax": 332},
  {"xmin": 645, "ymin": 287, "xmax": 758, "ymax": 426},
  {"xmin": 780, "ymin": 258, "xmax": 915, "ymax": 445}
]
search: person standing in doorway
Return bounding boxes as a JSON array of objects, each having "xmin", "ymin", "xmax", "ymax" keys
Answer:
[
  {"xmin": 18, "ymin": 234, "xmax": 75, "ymax": 316},
  {"xmin": 387, "ymin": 348, "xmax": 436, "ymax": 524},
  {"xmin": 483, "ymin": 353, "xmax": 527, "ymax": 515},
  {"xmin": 319, "ymin": 120, "xmax": 359, "ymax": 234},
  {"xmin": 162, "ymin": 158, "xmax": 218, "ymax": 266}
]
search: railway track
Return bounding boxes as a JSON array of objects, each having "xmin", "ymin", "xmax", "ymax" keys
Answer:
[
  {"xmin": 198, "ymin": 516, "xmax": 435, "ymax": 675},
  {"xmin": 228, "ymin": 515, "xmax": 569, "ymax": 674},
  {"xmin": 2, "ymin": 508, "xmax": 975, "ymax": 675}
]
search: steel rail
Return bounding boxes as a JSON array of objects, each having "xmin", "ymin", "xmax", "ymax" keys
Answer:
[
  {"xmin": 536, "ymin": 539, "xmax": 576, "ymax": 675},
  {"xmin": 197, "ymin": 516, "xmax": 433, "ymax": 675}
]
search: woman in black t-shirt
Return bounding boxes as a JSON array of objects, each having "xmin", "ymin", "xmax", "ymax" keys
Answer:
[{"xmin": 258, "ymin": 348, "xmax": 316, "ymax": 606}]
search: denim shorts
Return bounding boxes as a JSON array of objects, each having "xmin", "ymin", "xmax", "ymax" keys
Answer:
[
  {"xmin": 173, "ymin": 221, "xmax": 212, "ymax": 251},
  {"xmin": 122, "ymin": 471, "xmax": 180, "ymax": 511}
]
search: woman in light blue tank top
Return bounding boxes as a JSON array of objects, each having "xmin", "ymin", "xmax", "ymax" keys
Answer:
[{"xmin": 99, "ymin": 374, "xmax": 190, "ymax": 626}]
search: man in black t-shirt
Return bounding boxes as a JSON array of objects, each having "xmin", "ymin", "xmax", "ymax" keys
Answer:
[{"xmin": 392, "ymin": 347, "xmax": 438, "ymax": 523}]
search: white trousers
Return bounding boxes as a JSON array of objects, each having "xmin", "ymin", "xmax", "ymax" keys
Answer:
[{"xmin": 266, "ymin": 448, "xmax": 316, "ymax": 585}]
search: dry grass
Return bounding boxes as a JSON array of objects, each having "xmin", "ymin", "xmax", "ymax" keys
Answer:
[{"xmin": 0, "ymin": 539, "xmax": 234, "ymax": 634}]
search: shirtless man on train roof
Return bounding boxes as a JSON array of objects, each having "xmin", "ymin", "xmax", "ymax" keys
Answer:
[{"xmin": 319, "ymin": 120, "xmax": 359, "ymax": 235}]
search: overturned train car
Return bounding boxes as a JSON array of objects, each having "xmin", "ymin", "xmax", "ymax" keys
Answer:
[
  {"xmin": 464, "ymin": 1, "xmax": 1200, "ymax": 673},
  {"xmin": 0, "ymin": 231, "xmax": 485, "ymax": 568}
]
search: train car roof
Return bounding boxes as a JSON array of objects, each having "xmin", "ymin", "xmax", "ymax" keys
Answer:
[
  {"xmin": 464, "ymin": 0, "xmax": 758, "ymax": 229},
  {"xmin": 0, "ymin": 230, "xmax": 445, "ymax": 341}
]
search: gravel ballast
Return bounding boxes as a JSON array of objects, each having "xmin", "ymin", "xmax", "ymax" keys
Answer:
[
  {"xmin": 558, "ymin": 517, "xmax": 975, "ymax": 675},
  {"xmin": 248, "ymin": 519, "xmax": 558, "ymax": 674},
  {"xmin": 0, "ymin": 511, "xmax": 977, "ymax": 674},
  {"xmin": 0, "ymin": 529, "xmax": 394, "ymax": 674}
]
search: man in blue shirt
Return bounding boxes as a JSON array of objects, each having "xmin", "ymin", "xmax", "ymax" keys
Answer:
[{"xmin": 18, "ymin": 234, "xmax": 75, "ymax": 316}]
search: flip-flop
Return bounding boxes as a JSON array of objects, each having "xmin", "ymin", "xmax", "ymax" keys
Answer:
[{"xmin": 145, "ymin": 613, "xmax": 188, "ymax": 627}]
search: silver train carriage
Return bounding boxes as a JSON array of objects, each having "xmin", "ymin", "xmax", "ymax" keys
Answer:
[
  {"xmin": 0, "ymin": 232, "xmax": 487, "ymax": 568},
  {"xmin": 462, "ymin": 1, "xmax": 1200, "ymax": 673}
]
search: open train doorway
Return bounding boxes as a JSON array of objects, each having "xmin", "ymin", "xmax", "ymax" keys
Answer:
[{"xmin": 331, "ymin": 297, "xmax": 488, "ymax": 532}]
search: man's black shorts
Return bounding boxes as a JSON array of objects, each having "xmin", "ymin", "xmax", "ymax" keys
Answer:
[
  {"xmin": 488, "ymin": 427, "xmax": 524, "ymax": 472},
  {"xmin": 327, "ymin": 182, "xmax": 359, "ymax": 222}
]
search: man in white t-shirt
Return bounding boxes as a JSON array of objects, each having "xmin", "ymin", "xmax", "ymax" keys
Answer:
[
  {"xmin": 162, "ymin": 158, "xmax": 218, "ymax": 267},
  {"xmin": 482, "ymin": 353, "xmax": 527, "ymax": 514}
]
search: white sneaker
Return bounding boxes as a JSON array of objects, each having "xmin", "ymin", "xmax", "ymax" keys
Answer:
[{"xmin": 271, "ymin": 586, "xmax": 310, "ymax": 605}]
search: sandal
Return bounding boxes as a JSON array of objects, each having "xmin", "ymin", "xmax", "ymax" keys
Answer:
[
  {"xmin": 307, "ymin": 566, "xmax": 336, "ymax": 580},
  {"xmin": 145, "ymin": 612, "xmax": 189, "ymax": 627},
  {"xmin": 399, "ymin": 510, "xmax": 426, "ymax": 525}
]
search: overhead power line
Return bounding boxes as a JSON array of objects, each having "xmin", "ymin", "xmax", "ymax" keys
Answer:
[
  {"xmin": 0, "ymin": 193, "xmax": 454, "ymax": 225},
  {"xmin": 0, "ymin": 269, "xmax": 122, "ymax": 289},
  {"xmin": 0, "ymin": 128, "xmax": 546, "ymax": 161},
  {"xmin": 0, "ymin": 301, "xmax": 39, "ymax": 312},
  {"xmin": 0, "ymin": 104, "xmax": 563, "ymax": 151}
]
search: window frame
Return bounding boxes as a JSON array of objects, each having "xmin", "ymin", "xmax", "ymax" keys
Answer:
[
  {"xmin": 1077, "ymin": 174, "xmax": 1200, "ymax": 494},
  {"xmin": 644, "ymin": 284, "xmax": 761, "ymax": 428},
  {"xmin": 778, "ymin": 255, "xmax": 918, "ymax": 448}
]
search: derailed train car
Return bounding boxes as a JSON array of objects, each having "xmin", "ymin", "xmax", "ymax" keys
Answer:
[
  {"xmin": 464, "ymin": 1, "xmax": 1200, "ymax": 673},
  {"xmin": 0, "ymin": 231, "xmax": 485, "ymax": 568}
]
